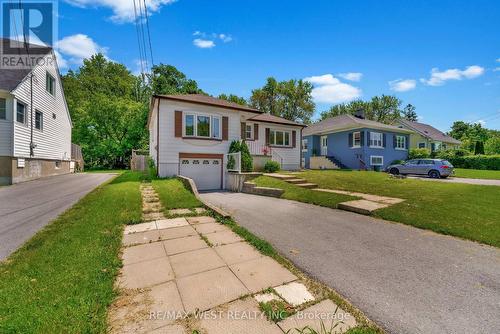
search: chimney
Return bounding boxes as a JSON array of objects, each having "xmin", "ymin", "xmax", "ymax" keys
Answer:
[{"xmin": 354, "ymin": 109, "xmax": 365, "ymax": 119}]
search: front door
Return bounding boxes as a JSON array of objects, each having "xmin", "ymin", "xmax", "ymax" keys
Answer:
[{"xmin": 321, "ymin": 136, "xmax": 328, "ymax": 156}]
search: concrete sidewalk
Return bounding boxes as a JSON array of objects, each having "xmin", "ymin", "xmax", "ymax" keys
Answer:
[{"xmin": 408, "ymin": 175, "xmax": 500, "ymax": 186}]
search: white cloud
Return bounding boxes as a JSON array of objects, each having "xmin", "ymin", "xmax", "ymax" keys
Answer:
[
  {"xmin": 476, "ymin": 120, "xmax": 486, "ymax": 126},
  {"xmin": 338, "ymin": 72, "xmax": 363, "ymax": 82},
  {"xmin": 55, "ymin": 34, "xmax": 108, "ymax": 68},
  {"xmin": 219, "ymin": 34, "xmax": 232, "ymax": 43},
  {"xmin": 493, "ymin": 67, "xmax": 500, "ymax": 72},
  {"xmin": 420, "ymin": 65, "xmax": 485, "ymax": 86},
  {"xmin": 389, "ymin": 79, "xmax": 417, "ymax": 92},
  {"xmin": 497, "ymin": 58, "xmax": 500, "ymax": 62},
  {"xmin": 65, "ymin": 0, "xmax": 176, "ymax": 23},
  {"xmin": 304, "ymin": 74, "xmax": 362, "ymax": 104},
  {"xmin": 193, "ymin": 38, "xmax": 215, "ymax": 49}
]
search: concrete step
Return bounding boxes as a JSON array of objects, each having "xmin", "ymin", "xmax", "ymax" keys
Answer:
[
  {"xmin": 242, "ymin": 182, "xmax": 284, "ymax": 198},
  {"xmin": 295, "ymin": 183, "xmax": 318, "ymax": 189},
  {"xmin": 263, "ymin": 173, "xmax": 296, "ymax": 180},
  {"xmin": 286, "ymin": 178, "xmax": 307, "ymax": 184},
  {"xmin": 337, "ymin": 200, "xmax": 389, "ymax": 215}
]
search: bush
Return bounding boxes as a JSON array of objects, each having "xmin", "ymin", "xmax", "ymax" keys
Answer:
[
  {"xmin": 446, "ymin": 155, "xmax": 500, "ymax": 170},
  {"xmin": 264, "ymin": 160, "xmax": 280, "ymax": 173},
  {"xmin": 409, "ymin": 148, "xmax": 430, "ymax": 159},
  {"xmin": 228, "ymin": 140, "xmax": 253, "ymax": 172}
]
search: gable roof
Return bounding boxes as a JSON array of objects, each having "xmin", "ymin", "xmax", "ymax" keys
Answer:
[
  {"xmin": 397, "ymin": 120, "xmax": 461, "ymax": 144},
  {"xmin": 154, "ymin": 94, "xmax": 263, "ymax": 113},
  {"xmin": 303, "ymin": 114, "xmax": 413, "ymax": 136},
  {"xmin": 0, "ymin": 38, "xmax": 53, "ymax": 92},
  {"xmin": 247, "ymin": 113, "xmax": 305, "ymax": 127}
]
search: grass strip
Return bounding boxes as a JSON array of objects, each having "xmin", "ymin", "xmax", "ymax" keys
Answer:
[{"xmin": 152, "ymin": 178, "xmax": 203, "ymax": 210}]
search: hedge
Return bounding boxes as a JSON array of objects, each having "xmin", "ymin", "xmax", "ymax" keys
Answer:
[{"xmin": 446, "ymin": 155, "xmax": 500, "ymax": 170}]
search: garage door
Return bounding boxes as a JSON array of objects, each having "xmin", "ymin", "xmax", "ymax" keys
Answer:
[{"xmin": 179, "ymin": 158, "xmax": 222, "ymax": 191}]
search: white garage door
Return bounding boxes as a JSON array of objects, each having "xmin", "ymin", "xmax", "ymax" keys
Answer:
[{"xmin": 179, "ymin": 158, "xmax": 222, "ymax": 191}]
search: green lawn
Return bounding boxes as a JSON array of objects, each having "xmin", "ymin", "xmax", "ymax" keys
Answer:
[
  {"xmin": 0, "ymin": 171, "xmax": 142, "ymax": 333},
  {"xmin": 85, "ymin": 169, "xmax": 127, "ymax": 174},
  {"xmin": 253, "ymin": 176, "xmax": 356, "ymax": 207},
  {"xmin": 276, "ymin": 170, "xmax": 500, "ymax": 247},
  {"xmin": 152, "ymin": 178, "xmax": 202, "ymax": 209},
  {"xmin": 454, "ymin": 168, "xmax": 500, "ymax": 180}
]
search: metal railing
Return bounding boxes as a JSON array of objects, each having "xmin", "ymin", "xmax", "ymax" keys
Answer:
[
  {"xmin": 271, "ymin": 149, "xmax": 284, "ymax": 168},
  {"xmin": 246, "ymin": 141, "xmax": 271, "ymax": 156},
  {"xmin": 226, "ymin": 152, "xmax": 241, "ymax": 173}
]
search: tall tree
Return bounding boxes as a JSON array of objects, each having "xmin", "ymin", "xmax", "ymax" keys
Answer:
[
  {"xmin": 150, "ymin": 64, "xmax": 204, "ymax": 95},
  {"xmin": 218, "ymin": 94, "xmax": 248, "ymax": 106},
  {"xmin": 402, "ymin": 104, "xmax": 418, "ymax": 121},
  {"xmin": 250, "ymin": 77, "xmax": 315, "ymax": 123}
]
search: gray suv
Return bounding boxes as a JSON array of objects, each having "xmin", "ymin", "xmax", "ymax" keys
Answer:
[{"xmin": 386, "ymin": 159, "xmax": 454, "ymax": 178}]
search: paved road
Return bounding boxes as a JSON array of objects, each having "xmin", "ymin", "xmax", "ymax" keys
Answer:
[
  {"xmin": 0, "ymin": 173, "xmax": 115, "ymax": 260},
  {"xmin": 201, "ymin": 192, "xmax": 500, "ymax": 334},
  {"xmin": 408, "ymin": 176, "xmax": 500, "ymax": 186}
]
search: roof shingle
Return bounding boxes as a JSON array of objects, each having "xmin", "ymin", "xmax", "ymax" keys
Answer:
[
  {"xmin": 154, "ymin": 94, "xmax": 262, "ymax": 113},
  {"xmin": 398, "ymin": 120, "xmax": 461, "ymax": 144}
]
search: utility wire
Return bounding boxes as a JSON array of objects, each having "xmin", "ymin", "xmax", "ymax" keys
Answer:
[
  {"xmin": 137, "ymin": 0, "xmax": 149, "ymax": 72},
  {"xmin": 133, "ymin": 0, "xmax": 146, "ymax": 76},
  {"xmin": 142, "ymin": 0, "xmax": 154, "ymax": 67}
]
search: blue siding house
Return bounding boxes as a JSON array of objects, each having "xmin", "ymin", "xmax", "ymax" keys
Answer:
[{"xmin": 302, "ymin": 114, "xmax": 413, "ymax": 170}]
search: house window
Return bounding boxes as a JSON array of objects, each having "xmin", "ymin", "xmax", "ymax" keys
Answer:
[
  {"xmin": 395, "ymin": 135, "xmax": 406, "ymax": 149},
  {"xmin": 418, "ymin": 142, "xmax": 426, "ymax": 149},
  {"xmin": 35, "ymin": 110, "xmax": 43, "ymax": 130},
  {"xmin": 46, "ymin": 72, "xmax": 55, "ymax": 95},
  {"xmin": 353, "ymin": 131, "xmax": 361, "ymax": 147},
  {"xmin": 184, "ymin": 113, "xmax": 221, "ymax": 139},
  {"xmin": 301, "ymin": 139, "xmax": 308, "ymax": 152},
  {"xmin": 16, "ymin": 102, "xmax": 26, "ymax": 124},
  {"xmin": 370, "ymin": 132, "xmax": 383, "ymax": 148},
  {"xmin": 269, "ymin": 130, "xmax": 291, "ymax": 147},
  {"xmin": 0, "ymin": 98, "xmax": 6, "ymax": 120},
  {"xmin": 370, "ymin": 156, "xmax": 384, "ymax": 166},
  {"xmin": 55, "ymin": 161, "xmax": 61, "ymax": 169},
  {"xmin": 245, "ymin": 124, "xmax": 253, "ymax": 140}
]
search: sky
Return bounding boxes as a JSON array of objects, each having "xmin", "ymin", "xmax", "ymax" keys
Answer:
[{"xmin": 18, "ymin": 0, "xmax": 500, "ymax": 130}]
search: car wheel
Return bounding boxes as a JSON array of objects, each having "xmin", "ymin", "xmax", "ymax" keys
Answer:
[
  {"xmin": 428, "ymin": 170, "xmax": 440, "ymax": 178},
  {"xmin": 389, "ymin": 168, "xmax": 399, "ymax": 175}
]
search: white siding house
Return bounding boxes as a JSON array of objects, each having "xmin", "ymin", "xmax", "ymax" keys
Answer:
[
  {"xmin": 149, "ymin": 94, "xmax": 304, "ymax": 190},
  {"xmin": 0, "ymin": 39, "xmax": 72, "ymax": 185}
]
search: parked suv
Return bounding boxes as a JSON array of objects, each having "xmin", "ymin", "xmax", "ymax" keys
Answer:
[{"xmin": 386, "ymin": 159, "xmax": 454, "ymax": 178}]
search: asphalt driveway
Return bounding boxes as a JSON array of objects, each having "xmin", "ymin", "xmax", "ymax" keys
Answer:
[
  {"xmin": 0, "ymin": 173, "xmax": 115, "ymax": 260},
  {"xmin": 201, "ymin": 192, "xmax": 500, "ymax": 334}
]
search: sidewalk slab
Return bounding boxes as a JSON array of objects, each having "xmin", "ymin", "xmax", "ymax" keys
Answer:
[
  {"xmin": 194, "ymin": 207, "xmax": 207, "ymax": 214},
  {"xmin": 274, "ymin": 282, "xmax": 314, "ymax": 306},
  {"xmin": 176, "ymin": 267, "xmax": 249, "ymax": 313},
  {"xmin": 254, "ymin": 292, "xmax": 280, "ymax": 304},
  {"xmin": 204, "ymin": 230, "xmax": 243, "ymax": 246},
  {"xmin": 145, "ymin": 281, "xmax": 185, "ymax": 328},
  {"xmin": 230, "ymin": 257, "xmax": 297, "ymax": 293},
  {"xmin": 163, "ymin": 236, "xmax": 208, "ymax": 255},
  {"xmin": 194, "ymin": 222, "xmax": 231, "ymax": 235},
  {"xmin": 122, "ymin": 242, "xmax": 167, "ymax": 266},
  {"xmin": 198, "ymin": 298, "xmax": 282, "ymax": 334},
  {"xmin": 125, "ymin": 222, "xmax": 157, "ymax": 235},
  {"xmin": 150, "ymin": 324, "xmax": 186, "ymax": 334},
  {"xmin": 278, "ymin": 299, "xmax": 356, "ymax": 334},
  {"xmin": 169, "ymin": 248, "xmax": 225, "ymax": 278},
  {"xmin": 156, "ymin": 218, "xmax": 189, "ymax": 230},
  {"xmin": 215, "ymin": 242, "xmax": 262, "ymax": 265},
  {"xmin": 119, "ymin": 257, "xmax": 174, "ymax": 289},
  {"xmin": 158, "ymin": 225, "xmax": 197, "ymax": 241},
  {"xmin": 186, "ymin": 216, "xmax": 216, "ymax": 225},
  {"xmin": 123, "ymin": 230, "xmax": 161, "ymax": 247}
]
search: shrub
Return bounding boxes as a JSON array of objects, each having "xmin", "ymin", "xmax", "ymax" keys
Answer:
[
  {"xmin": 264, "ymin": 160, "xmax": 280, "ymax": 173},
  {"xmin": 228, "ymin": 140, "xmax": 253, "ymax": 172},
  {"xmin": 446, "ymin": 155, "xmax": 500, "ymax": 170},
  {"xmin": 409, "ymin": 148, "xmax": 430, "ymax": 159}
]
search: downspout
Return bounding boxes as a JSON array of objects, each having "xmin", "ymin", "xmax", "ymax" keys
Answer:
[
  {"xmin": 156, "ymin": 98, "xmax": 160, "ymax": 177},
  {"xmin": 29, "ymin": 74, "xmax": 35, "ymax": 157}
]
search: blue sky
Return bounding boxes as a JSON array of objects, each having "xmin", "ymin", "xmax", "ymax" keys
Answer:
[{"xmin": 52, "ymin": 1, "xmax": 500, "ymax": 129}]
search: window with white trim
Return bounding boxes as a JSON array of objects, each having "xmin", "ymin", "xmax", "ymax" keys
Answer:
[
  {"xmin": 370, "ymin": 132, "xmax": 383, "ymax": 148},
  {"xmin": 16, "ymin": 102, "xmax": 26, "ymax": 124},
  {"xmin": 395, "ymin": 135, "xmax": 406, "ymax": 149},
  {"xmin": 270, "ymin": 129, "xmax": 291, "ymax": 147},
  {"xmin": 35, "ymin": 110, "xmax": 43, "ymax": 130},
  {"xmin": 353, "ymin": 131, "xmax": 361, "ymax": 147},
  {"xmin": 418, "ymin": 142, "xmax": 426, "ymax": 149},
  {"xmin": 46, "ymin": 72, "xmax": 55, "ymax": 95},
  {"xmin": 301, "ymin": 139, "xmax": 308, "ymax": 152},
  {"xmin": 245, "ymin": 124, "xmax": 253, "ymax": 140},
  {"xmin": 370, "ymin": 155, "xmax": 383, "ymax": 166},
  {"xmin": 184, "ymin": 113, "xmax": 221, "ymax": 139},
  {"xmin": 0, "ymin": 98, "xmax": 6, "ymax": 120}
]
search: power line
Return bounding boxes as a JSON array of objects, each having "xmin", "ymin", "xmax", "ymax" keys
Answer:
[{"xmin": 142, "ymin": 0, "xmax": 154, "ymax": 67}]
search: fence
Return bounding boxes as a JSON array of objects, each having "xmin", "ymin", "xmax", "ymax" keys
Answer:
[
  {"xmin": 71, "ymin": 143, "xmax": 84, "ymax": 172},
  {"xmin": 226, "ymin": 152, "xmax": 241, "ymax": 173},
  {"xmin": 131, "ymin": 150, "xmax": 148, "ymax": 171}
]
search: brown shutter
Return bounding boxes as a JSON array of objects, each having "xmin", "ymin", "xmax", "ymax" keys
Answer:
[
  {"xmin": 174, "ymin": 110, "xmax": 182, "ymax": 137},
  {"xmin": 222, "ymin": 116, "xmax": 228, "ymax": 141},
  {"xmin": 241, "ymin": 122, "xmax": 246, "ymax": 139},
  {"xmin": 254, "ymin": 124, "xmax": 259, "ymax": 140},
  {"xmin": 265, "ymin": 128, "xmax": 270, "ymax": 145},
  {"xmin": 292, "ymin": 130, "xmax": 297, "ymax": 148}
]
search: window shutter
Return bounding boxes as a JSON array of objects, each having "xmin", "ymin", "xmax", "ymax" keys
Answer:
[
  {"xmin": 383, "ymin": 133, "xmax": 387, "ymax": 147},
  {"xmin": 174, "ymin": 111, "xmax": 182, "ymax": 137},
  {"xmin": 405, "ymin": 135, "xmax": 409, "ymax": 149},
  {"xmin": 393, "ymin": 135, "xmax": 397, "ymax": 148},
  {"xmin": 254, "ymin": 124, "xmax": 259, "ymax": 140},
  {"xmin": 348, "ymin": 133, "xmax": 353, "ymax": 147},
  {"xmin": 292, "ymin": 130, "xmax": 297, "ymax": 148},
  {"xmin": 366, "ymin": 131, "xmax": 370, "ymax": 146},
  {"xmin": 241, "ymin": 122, "xmax": 246, "ymax": 139},
  {"xmin": 360, "ymin": 131, "xmax": 364, "ymax": 147},
  {"xmin": 222, "ymin": 116, "xmax": 228, "ymax": 141},
  {"xmin": 265, "ymin": 128, "xmax": 270, "ymax": 145}
]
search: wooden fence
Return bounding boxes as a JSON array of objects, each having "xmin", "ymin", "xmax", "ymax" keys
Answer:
[{"xmin": 131, "ymin": 150, "xmax": 148, "ymax": 171}]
